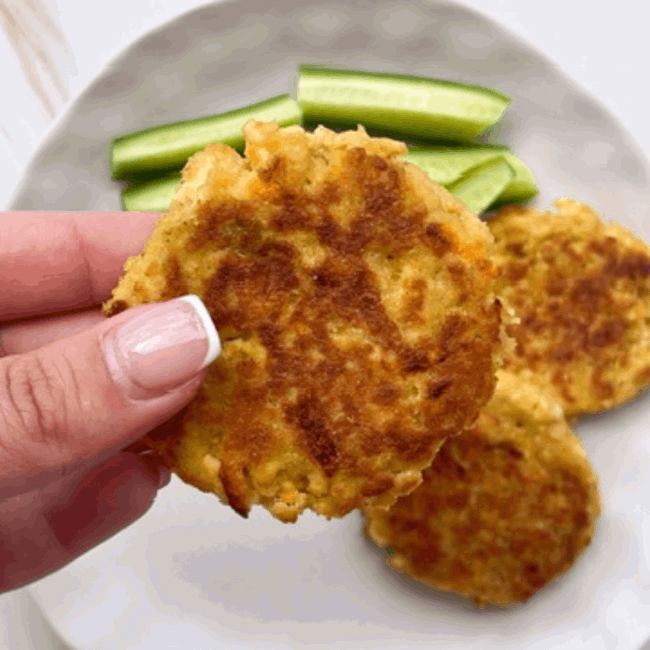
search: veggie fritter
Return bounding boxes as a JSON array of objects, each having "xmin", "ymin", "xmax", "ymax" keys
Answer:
[
  {"xmin": 104, "ymin": 121, "xmax": 505, "ymax": 522},
  {"xmin": 491, "ymin": 199, "xmax": 650, "ymax": 417},
  {"xmin": 365, "ymin": 370, "xmax": 600, "ymax": 607}
]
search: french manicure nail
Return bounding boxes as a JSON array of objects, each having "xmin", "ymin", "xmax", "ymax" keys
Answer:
[{"xmin": 103, "ymin": 295, "xmax": 221, "ymax": 400}]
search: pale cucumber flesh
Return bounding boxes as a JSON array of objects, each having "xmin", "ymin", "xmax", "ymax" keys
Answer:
[
  {"xmin": 404, "ymin": 147, "xmax": 505, "ymax": 186},
  {"xmin": 405, "ymin": 145, "xmax": 537, "ymax": 209},
  {"xmin": 492, "ymin": 152, "xmax": 538, "ymax": 207},
  {"xmin": 447, "ymin": 157, "xmax": 515, "ymax": 214}
]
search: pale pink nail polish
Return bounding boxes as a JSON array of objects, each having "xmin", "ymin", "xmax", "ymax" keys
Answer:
[{"xmin": 103, "ymin": 295, "xmax": 221, "ymax": 400}]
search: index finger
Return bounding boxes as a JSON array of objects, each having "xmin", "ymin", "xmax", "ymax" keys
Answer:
[{"xmin": 0, "ymin": 211, "xmax": 159, "ymax": 321}]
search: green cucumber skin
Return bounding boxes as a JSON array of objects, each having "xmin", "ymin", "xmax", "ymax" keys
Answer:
[
  {"xmin": 111, "ymin": 94, "xmax": 302, "ymax": 180},
  {"xmin": 447, "ymin": 156, "xmax": 515, "ymax": 214},
  {"xmin": 121, "ymin": 173, "xmax": 182, "ymax": 212},
  {"xmin": 297, "ymin": 66, "xmax": 510, "ymax": 143}
]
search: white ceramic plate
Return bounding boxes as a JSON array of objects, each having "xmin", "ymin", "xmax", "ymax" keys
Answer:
[{"xmin": 18, "ymin": 0, "xmax": 650, "ymax": 648}]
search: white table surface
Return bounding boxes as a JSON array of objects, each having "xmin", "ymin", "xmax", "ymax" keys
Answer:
[{"xmin": 1, "ymin": 0, "xmax": 649, "ymax": 648}]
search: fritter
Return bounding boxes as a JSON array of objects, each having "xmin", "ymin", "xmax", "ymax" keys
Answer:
[
  {"xmin": 364, "ymin": 370, "xmax": 600, "ymax": 607},
  {"xmin": 104, "ymin": 120, "xmax": 504, "ymax": 522},
  {"xmin": 491, "ymin": 198, "xmax": 650, "ymax": 418}
]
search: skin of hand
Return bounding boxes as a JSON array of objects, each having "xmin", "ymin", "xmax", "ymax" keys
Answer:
[{"xmin": 0, "ymin": 211, "xmax": 219, "ymax": 593}]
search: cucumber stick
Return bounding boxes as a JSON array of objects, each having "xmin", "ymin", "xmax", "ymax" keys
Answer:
[
  {"xmin": 121, "ymin": 173, "xmax": 182, "ymax": 212},
  {"xmin": 404, "ymin": 147, "xmax": 505, "ymax": 186},
  {"xmin": 111, "ymin": 94, "xmax": 302, "ymax": 180},
  {"xmin": 405, "ymin": 145, "xmax": 538, "ymax": 208},
  {"xmin": 297, "ymin": 66, "xmax": 510, "ymax": 143},
  {"xmin": 447, "ymin": 156, "xmax": 515, "ymax": 214},
  {"xmin": 121, "ymin": 148, "xmax": 534, "ymax": 214}
]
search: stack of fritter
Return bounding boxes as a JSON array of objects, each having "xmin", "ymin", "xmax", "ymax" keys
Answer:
[
  {"xmin": 104, "ymin": 121, "xmax": 506, "ymax": 522},
  {"xmin": 365, "ymin": 199, "xmax": 650, "ymax": 606},
  {"xmin": 105, "ymin": 120, "xmax": 650, "ymax": 607}
]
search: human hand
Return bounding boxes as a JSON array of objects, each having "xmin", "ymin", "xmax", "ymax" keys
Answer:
[{"xmin": 0, "ymin": 211, "xmax": 220, "ymax": 593}]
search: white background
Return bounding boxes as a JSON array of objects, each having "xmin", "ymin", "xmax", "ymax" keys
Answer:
[{"xmin": 1, "ymin": 0, "xmax": 649, "ymax": 647}]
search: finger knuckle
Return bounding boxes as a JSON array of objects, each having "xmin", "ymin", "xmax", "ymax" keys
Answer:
[{"xmin": 0, "ymin": 354, "xmax": 71, "ymax": 448}]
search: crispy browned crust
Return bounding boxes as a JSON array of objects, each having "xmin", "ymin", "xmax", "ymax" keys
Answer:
[
  {"xmin": 490, "ymin": 199, "xmax": 650, "ymax": 418},
  {"xmin": 104, "ymin": 121, "xmax": 504, "ymax": 522},
  {"xmin": 365, "ymin": 370, "xmax": 600, "ymax": 607}
]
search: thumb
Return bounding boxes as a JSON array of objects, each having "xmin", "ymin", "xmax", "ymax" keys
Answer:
[{"xmin": 0, "ymin": 295, "xmax": 220, "ymax": 497}]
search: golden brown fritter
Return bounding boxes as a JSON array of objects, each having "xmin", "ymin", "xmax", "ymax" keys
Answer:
[
  {"xmin": 104, "ymin": 121, "xmax": 504, "ymax": 522},
  {"xmin": 364, "ymin": 370, "xmax": 600, "ymax": 607},
  {"xmin": 491, "ymin": 199, "xmax": 650, "ymax": 418}
]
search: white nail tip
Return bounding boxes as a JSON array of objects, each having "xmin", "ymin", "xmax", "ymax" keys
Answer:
[{"xmin": 178, "ymin": 294, "xmax": 222, "ymax": 367}]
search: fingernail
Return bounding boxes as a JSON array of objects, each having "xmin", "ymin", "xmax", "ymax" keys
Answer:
[
  {"xmin": 157, "ymin": 466, "xmax": 172, "ymax": 489},
  {"xmin": 103, "ymin": 295, "xmax": 221, "ymax": 400}
]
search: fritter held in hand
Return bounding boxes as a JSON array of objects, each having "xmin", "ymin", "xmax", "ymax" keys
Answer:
[
  {"xmin": 491, "ymin": 198, "xmax": 650, "ymax": 418},
  {"xmin": 364, "ymin": 370, "xmax": 600, "ymax": 607},
  {"xmin": 104, "ymin": 121, "xmax": 504, "ymax": 522}
]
